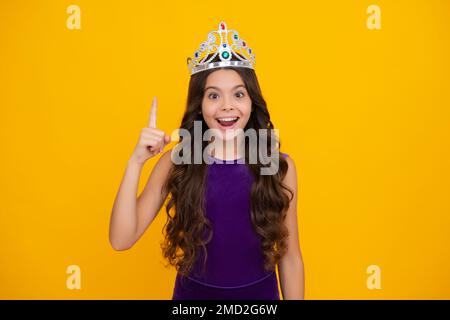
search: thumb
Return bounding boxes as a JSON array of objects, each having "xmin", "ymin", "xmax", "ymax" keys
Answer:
[{"xmin": 164, "ymin": 134, "xmax": 171, "ymax": 144}]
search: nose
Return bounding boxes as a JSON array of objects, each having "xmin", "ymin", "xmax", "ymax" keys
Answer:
[{"xmin": 220, "ymin": 95, "xmax": 235, "ymax": 111}]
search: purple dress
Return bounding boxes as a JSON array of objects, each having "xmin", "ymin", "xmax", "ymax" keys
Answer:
[{"xmin": 171, "ymin": 152, "xmax": 289, "ymax": 300}]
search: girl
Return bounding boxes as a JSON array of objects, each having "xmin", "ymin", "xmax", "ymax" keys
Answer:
[{"xmin": 109, "ymin": 22, "xmax": 304, "ymax": 300}]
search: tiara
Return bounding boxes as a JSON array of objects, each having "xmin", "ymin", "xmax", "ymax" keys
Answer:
[{"xmin": 187, "ymin": 21, "xmax": 256, "ymax": 76}]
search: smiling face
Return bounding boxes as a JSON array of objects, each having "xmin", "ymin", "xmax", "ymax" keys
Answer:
[{"xmin": 201, "ymin": 69, "xmax": 252, "ymax": 141}]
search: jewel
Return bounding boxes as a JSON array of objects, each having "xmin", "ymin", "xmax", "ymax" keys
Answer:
[
  {"xmin": 222, "ymin": 51, "xmax": 230, "ymax": 59},
  {"xmin": 220, "ymin": 22, "xmax": 225, "ymax": 30},
  {"xmin": 243, "ymin": 41, "xmax": 246, "ymax": 46},
  {"xmin": 223, "ymin": 44, "xmax": 226, "ymax": 48}
]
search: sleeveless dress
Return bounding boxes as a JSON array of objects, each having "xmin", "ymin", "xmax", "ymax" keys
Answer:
[{"xmin": 171, "ymin": 152, "xmax": 289, "ymax": 300}]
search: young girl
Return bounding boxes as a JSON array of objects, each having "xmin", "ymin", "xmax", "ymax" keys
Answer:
[{"xmin": 109, "ymin": 21, "xmax": 304, "ymax": 300}]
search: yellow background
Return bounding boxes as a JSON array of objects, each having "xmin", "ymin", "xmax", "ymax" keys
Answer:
[{"xmin": 1, "ymin": 0, "xmax": 449, "ymax": 299}]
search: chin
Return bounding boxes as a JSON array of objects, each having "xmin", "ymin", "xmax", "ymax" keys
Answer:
[{"xmin": 220, "ymin": 125, "xmax": 246, "ymax": 140}]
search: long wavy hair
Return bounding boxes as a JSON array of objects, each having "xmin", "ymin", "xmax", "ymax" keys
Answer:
[{"xmin": 161, "ymin": 54, "xmax": 293, "ymax": 277}]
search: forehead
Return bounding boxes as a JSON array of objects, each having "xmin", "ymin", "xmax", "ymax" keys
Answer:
[{"xmin": 205, "ymin": 69, "xmax": 245, "ymax": 90}]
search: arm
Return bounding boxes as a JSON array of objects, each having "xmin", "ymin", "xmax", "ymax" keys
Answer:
[
  {"xmin": 109, "ymin": 150, "xmax": 173, "ymax": 251},
  {"xmin": 278, "ymin": 156, "xmax": 305, "ymax": 299}
]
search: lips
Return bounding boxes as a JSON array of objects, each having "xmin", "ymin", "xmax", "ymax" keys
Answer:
[{"xmin": 216, "ymin": 116, "xmax": 239, "ymax": 128}]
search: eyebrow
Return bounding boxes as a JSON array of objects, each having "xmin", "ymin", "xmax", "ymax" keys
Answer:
[{"xmin": 204, "ymin": 84, "xmax": 246, "ymax": 91}]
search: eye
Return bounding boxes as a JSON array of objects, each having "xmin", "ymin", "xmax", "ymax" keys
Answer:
[
  {"xmin": 235, "ymin": 91, "xmax": 245, "ymax": 98},
  {"xmin": 208, "ymin": 93, "xmax": 219, "ymax": 99}
]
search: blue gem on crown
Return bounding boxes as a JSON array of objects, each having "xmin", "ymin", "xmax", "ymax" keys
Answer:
[{"xmin": 187, "ymin": 21, "xmax": 256, "ymax": 76}]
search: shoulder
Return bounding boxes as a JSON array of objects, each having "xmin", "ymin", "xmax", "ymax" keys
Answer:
[
  {"xmin": 280, "ymin": 152, "xmax": 294, "ymax": 168},
  {"xmin": 280, "ymin": 152, "xmax": 297, "ymax": 182}
]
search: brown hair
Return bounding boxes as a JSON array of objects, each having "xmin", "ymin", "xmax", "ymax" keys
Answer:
[{"xmin": 161, "ymin": 54, "xmax": 293, "ymax": 277}]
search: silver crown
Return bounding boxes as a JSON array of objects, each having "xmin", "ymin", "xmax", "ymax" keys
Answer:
[{"xmin": 187, "ymin": 21, "xmax": 256, "ymax": 76}]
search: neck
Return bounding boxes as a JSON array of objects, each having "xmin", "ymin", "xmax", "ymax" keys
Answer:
[{"xmin": 209, "ymin": 136, "xmax": 245, "ymax": 160}]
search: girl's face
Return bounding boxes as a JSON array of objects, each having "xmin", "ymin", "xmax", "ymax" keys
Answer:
[{"xmin": 201, "ymin": 69, "xmax": 252, "ymax": 140}]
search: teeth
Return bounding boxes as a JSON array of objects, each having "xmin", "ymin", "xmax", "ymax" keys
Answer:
[{"xmin": 217, "ymin": 117, "xmax": 238, "ymax": 122}]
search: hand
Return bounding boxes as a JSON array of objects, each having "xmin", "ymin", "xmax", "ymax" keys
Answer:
[{"xmin": 130, "ymin": 96, "xmax": 171, "ymax": 165}]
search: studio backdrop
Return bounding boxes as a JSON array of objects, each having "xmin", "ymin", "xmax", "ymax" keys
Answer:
[{"xmin": 0, "ymin": 0, "xmax": 449, "ymax": 299}]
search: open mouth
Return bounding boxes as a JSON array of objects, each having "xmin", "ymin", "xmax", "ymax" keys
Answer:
[{"xmin": 216, "ymin": 116, "xmax": 240, "ymax": 128}]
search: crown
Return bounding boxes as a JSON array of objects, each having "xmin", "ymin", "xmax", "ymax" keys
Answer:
[{"xmin": 187, "ymin": 21, "xmax": 256, "ymax": 76}]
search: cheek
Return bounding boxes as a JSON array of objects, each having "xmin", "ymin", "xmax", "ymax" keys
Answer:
[
  {"xmin": 201, "ymin": 96, "xmax": 216, "ymax": 112},
  {"xmin": 201, "ymin": 103, "xmax": 217, "ymax": 126},
  {"xmin": 240, "ymin": 101, "xmax": 252, "ymax": 119}
]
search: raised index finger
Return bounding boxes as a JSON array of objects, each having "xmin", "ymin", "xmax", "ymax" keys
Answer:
[{"xmin": 148, "ymin": 96, "xmax": 157, "ymax": 128}]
